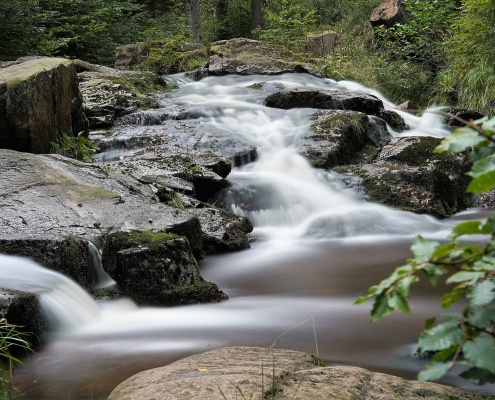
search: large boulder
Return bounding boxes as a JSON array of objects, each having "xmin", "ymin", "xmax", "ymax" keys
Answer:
[
  {"xmin": 347, "ymin": 136, "xmax": 472, "ymax": 218},
  {"xmin": 208, "ymin": 38, "xmax": 322, "ymax": 77},
  {"xmin": 0, "ymin": 57, "xmax": 88, "ymax": 153},
  {"xmin": 102, "ymin": 231, "xmax": 227, "ymax": 306},
  {"xmin": 264, "ymin": 88, "xmax": 407, "ymax": 131},
  {"xmin": 370, "ymin": 0, "xmax": 408, "ymax": 28},
  {"xmin": 77, "ymin": 63, "xmax": 164, "ymax": 129},
  {"xmin": 0, "ymin": 149, "xmax": 253, "ymax": 308},
  {"xmin": 0, "ymin": 288, "xmax": 43, "ymax": 339},
  {"xmin": 299, "ymin": 110, "xmax": 387, "ymax": 169},
  {"xmin": 107, "ymin": 347, "xmax": 494, "ymax": 400}
]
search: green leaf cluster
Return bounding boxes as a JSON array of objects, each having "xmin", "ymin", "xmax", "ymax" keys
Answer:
[
  {"xmin": 357, "ymin": 116, "xmax": 495, "ymax": 384},
  {"xmin": 50, "ymin": 133, "xmax": 100, "ymax": 163},
  {"xmin": 374, "ymin": 0, "xmax": 457, "ymax": 71},
  {"xmin": 254, "ymin": 0, "xmax": 318, "ymax": 51}
]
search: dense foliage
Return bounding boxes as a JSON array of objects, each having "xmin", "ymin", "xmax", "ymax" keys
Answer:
[
  {"xmin": 2, "ymin": 0, "xmax": 494, "ymax": 116},
  {"xmin": 357, "ymin": 116, "xmax": 495, "ymax": 384}
]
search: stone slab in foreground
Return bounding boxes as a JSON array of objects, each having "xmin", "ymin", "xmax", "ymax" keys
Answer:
[{"xmin": 107, "ymin": 347, "xmax": 493, "ymax": 400}]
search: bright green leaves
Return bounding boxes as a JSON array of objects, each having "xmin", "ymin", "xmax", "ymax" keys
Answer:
[
  {"xmin": 419, "ymin": 317, "xmax": 463, "ymax": 352},
  {"xmin": 411, "ymin": 235, "xmax": 439, "ymax": 261},
  {"xmin": 467, "ymin": 281, "xmax": 495, "ymax": 307},
  {"xmin": 418, "ymin": 362, "xmax": 453, "ymax": 382},
  {"xmin": 434, "ymin": 128, "xmax": 486, "ymax": 153},
  {"xmin": 434, "ymin": 116, "xmax": 495, "ymax": 193},
  {"xmin": 356, "ymin": 85, "xmax": 495, "ymax": 386},
  {"xmin": 50, "ymin": 133, "xmax": 100, "ymax": 163},
  {"xmin": 450, "ymin": 220, "xmax": 491, "ymax": 239},
  {"xmin": 467, "ymin": 309, "xmax": 495, "ymax": 329},
  {"xmin": 467, "ymin": 154, "xmax": 495, "ymax": 193},
  {"xmin": 446, "ymin": 271, "xmax": 485, "ymax": 285},
  {"xmin": 463, "ymin": 337, "xmax": 495, "ymax": 374}
]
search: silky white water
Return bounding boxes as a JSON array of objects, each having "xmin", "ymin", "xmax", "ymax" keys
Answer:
[{"xmin": 3, "ymin": 73, "xmax": 494, "ymax": 398}]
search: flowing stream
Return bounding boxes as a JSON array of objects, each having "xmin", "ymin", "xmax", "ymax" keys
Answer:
[{"xmin": 6, "ymin": 73, "xmax": 495, "ymax": 398}]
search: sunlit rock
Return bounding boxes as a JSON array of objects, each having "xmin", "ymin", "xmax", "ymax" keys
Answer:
[
  {"xmin": 370, "ymin": 0, "xmax": 408, "ymax": 28},
  {"xmin": 108, "ymin": 347, "xmax": 493, "ymax": 400},
  {"xmin": 208, "ymin": 38, "xmax": 322, "ymax": 77},
  {"xmin": 0, "ymin": 57, "xmax": 88, "ymax": 153}
]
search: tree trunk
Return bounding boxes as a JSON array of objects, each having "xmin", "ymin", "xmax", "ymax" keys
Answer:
[
  {"xmin": 251, "ymin": 0, "xmax": 262, "ymax": 31},
  {"xmin": 189, "ymin": 0, "xmax": 203, "ymax": 44},
  {"xmin": 216, "ymin": 0, "xmax": 228, "ymax": 40}
]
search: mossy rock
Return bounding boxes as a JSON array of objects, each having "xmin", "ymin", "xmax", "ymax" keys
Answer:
[{"xmin": 102, "ymin": 230, "xmax": 226, "ymax": 306}]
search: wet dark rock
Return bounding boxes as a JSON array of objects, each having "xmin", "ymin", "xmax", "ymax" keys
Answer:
[
  {"xmin": 98, "ymin": 154, "xmax": 231, "ymax": 202},
  {"xmin": 91, "ymin": 120, "xmax": 258, "ymax": 164},
  {"xmin": 353, "ymin": 137, "xmax": 471, "ymax": 218},
  {"xmin": 265, "ymin": 88, "xmax": 383, "ymax": 114},
  {"xmin": 443, "ymin": 108, "xmax": 485, "ymax": 127},
  {"xmin": 299, "ymin": 110, "xmax": 389, "ymax": 168},
  {"xmin": 0, "ymin": 237, "xmax": 93, "ymax": 289},
  {"xmin": 208, "ymin": 38, "xmax": 323, "ymax": 77},
  {"xmin": 0, "ymin": 57, "xmax": 88, "ymax": 153},
  {"xmin": 0, "ymin": 149, "xmax": 250, "ymax": 310},
  {"xmin": 264, "ymin": 88, "xmax": 407, "ymax": 131},
  {"xmin": 187, "ymin": 207, "xmax": 253, "ymax": 255},
  {"xmin": 0, "ymin": 288, "xmax": 43, "ymax": 340},
  {"xmin": 103, "ymin": 231, "xmax": 227, "ymax": 306},
  {"xmin": 377, "ymin": 109, "xmax": 409, "ymax": 131}
]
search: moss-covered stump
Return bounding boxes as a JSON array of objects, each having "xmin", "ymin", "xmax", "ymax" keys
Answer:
[
  {"xmin": 353, "ymin": 136, "xmax": 471, "ymax": 218},
  {"xmin": 102, "ymin": 231, "xmax": 227, "ymax": 306},
  {"xmin": 0, "ymin": 57, "xmax": 88, "ymax": 153},
  {"xmin": 300, "ymin": 110, "xmax": 384, "ymax": 168}
]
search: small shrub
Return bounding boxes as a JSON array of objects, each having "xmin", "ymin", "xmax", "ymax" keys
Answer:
[
  {"xmin": 50, "ymin": 133, "xmax": 100, "ymax": 163},
  {"xmin": 357, "ymin": 116, "xmax": 495, "ymax": 384}
]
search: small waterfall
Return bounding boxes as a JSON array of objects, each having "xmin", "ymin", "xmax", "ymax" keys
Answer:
[
  {"xmin": 87, "ymin": 241, "xmax": 115, "ymax": 289},
  {"xmin": 0, "ymin": 254, "xmax": 101, "ymax": 330}
]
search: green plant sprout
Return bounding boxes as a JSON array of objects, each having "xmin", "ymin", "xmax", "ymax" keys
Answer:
[
  {"xmin": 356, "ymin": 116, "xmax": 495, "ymax": 384},
  {"xmin": 50, "ymin": 132, "xmax": 100, "ymax": 163},
  {"xmin": 0, "ymin": 318, "xmax": 33, "ymax": 400}
]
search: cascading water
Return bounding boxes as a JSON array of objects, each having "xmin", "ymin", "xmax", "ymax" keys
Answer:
[
  {"xmin": 4, "ymin": 73, "xmax": 495, "ymax": 399},
  {"xmin": 0, "ymin": 254, "xmax": 100, "ymax": 330}
]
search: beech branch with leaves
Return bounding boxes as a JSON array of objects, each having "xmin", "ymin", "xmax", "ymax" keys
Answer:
[{"xmin": 356, "ymin": 116, "xmax": 495, "ymax": 384}]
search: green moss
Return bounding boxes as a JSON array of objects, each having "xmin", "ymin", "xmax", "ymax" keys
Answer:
[
  {"xmin": 140, "ymin": 40, "xmax": 207, "ymax": 74},
  {"xmin": 313, "ymin": 113, "xmax": 367, "ymax": 136},
  {"xmin": 109, "ymin": 230, "xmax": 178, "ymax": 249},
  {"xmin": 3, "ymin": 58, "xmax": 72, "ymax": 89},
  {"xmin": 104, "ymin": 74, "xmax": 164, "ymax": 97},
  {"xmin": 249, "ymin": 83, "xmax": 264, "ymax": 90}
]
